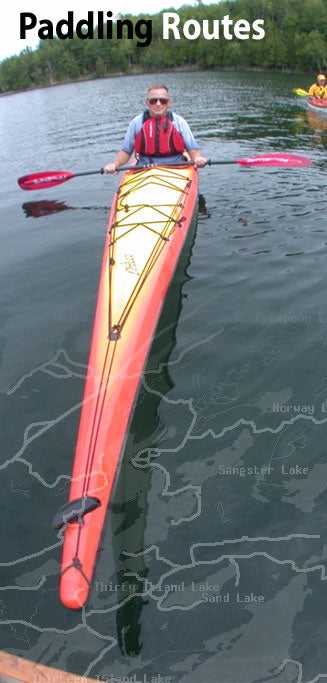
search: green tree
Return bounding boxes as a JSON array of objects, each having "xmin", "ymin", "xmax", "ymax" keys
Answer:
[{"xmin": 2, "ymin": 0, "xmax": 327, "ymax": 92}]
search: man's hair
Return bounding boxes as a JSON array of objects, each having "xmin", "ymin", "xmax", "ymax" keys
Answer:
[{"xmin": 147, "ymin": 83, "xmax": 169, "ymax": 96}]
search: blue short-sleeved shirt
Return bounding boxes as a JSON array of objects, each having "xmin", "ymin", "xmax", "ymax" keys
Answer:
[{"xmin": 121, "ymin": 112, "xmax": 199, "ymax": 165}]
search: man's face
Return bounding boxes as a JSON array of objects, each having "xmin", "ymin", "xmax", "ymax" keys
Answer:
[
  {"xmin": 318, "ymin": 78, "xmax": 326, "ymax": 86},
  {"xmin": 146, "ymin": 88, "xmax": 171, "ymax": 118}
]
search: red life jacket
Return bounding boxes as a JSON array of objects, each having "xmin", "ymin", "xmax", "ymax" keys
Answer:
[{"xmin": 134, "ymin": 111, "xmax": 185, "ymax": 157}]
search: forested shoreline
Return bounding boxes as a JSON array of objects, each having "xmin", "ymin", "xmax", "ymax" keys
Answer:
[{"xmin": 1, "ymin": 0, "xmax": 327, "ymax": 93}]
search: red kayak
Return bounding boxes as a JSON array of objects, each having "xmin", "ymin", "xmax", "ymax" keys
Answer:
[
  {"xmin": 53, "ymin": 164, "xmax": 198, "ymax": 609},
  {"xmin": 308, "ymin": 97, "xmax": 327, "ymax": 114}
]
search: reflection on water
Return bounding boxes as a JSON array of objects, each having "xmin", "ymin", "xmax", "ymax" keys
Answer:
[
  {"xmin": 110, "ymin": 214, "xmax": 198, "ymax": 657},
  {"xmin": 22, "ymin": 200, "xmax": 109, "ymax": 218},
  {"xmin": 198, "ymin": 193, "xmax": 211, "ymax": 219},
  {"xmin": 292, "ymin": 108, "xmax": 327, "ymax": 150},
  {"xmin": 22, "ymin": 200, "xmax": 75, "ymax": 218},
  {"xmin": 307, "ymin": 109, "xmax": 327, "ymax": 132}
]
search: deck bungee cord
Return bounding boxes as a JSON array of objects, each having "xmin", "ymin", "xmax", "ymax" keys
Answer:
[{"xmin": 108, "ymin": 167, "xmax": 191, "ymax": 340}]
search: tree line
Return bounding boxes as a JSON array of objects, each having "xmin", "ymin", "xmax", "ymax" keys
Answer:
[{"xmin": 1, "ymin": 0, "xmax": 327, "ymax": 93}]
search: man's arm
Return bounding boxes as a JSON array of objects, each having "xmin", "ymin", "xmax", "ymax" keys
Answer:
[
  {"xmin": 103, "ymin": 150, "xmax": 131, "ymax": 174},
  {"xmin": 103, "ymin": 115, "xmax": 142, "ymax": 174},
  {"xmin": 188, "ymin": 148, "xmax": 207, "ymax": 167}
]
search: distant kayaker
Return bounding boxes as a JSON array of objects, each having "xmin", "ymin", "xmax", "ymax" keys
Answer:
[
  {"xmin": 103, "ymin": 83, "xmax": 207, "ymax": 172},
  {"xmin": 308, "ymin": 74, "xmax": 327, "ymax": 98}
]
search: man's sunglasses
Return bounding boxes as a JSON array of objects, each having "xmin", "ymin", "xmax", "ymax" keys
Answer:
[{"xmin": 148, "ymin": 97, "xmax": 169, "ymax": 105}]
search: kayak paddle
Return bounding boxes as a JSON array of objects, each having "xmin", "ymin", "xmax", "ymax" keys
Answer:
[
  {"xmin": 293, "ymin": 88, "xmax": 310, "ymax": 97},
  {"xmin": 207, "ymin": 154, "xmax": 311, "ymax": 167},
  {"xmin": 18, "ymin": 153, "xmax": 312, "ymax": 191},
  {"xmin": 18, "ymin": 169, "xmax": 102, "ymax": 191}
]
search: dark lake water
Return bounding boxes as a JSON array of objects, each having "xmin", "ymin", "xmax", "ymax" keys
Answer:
[{"xmin": 1, "ymin": 70, "xmax": 327, "ymax": 682}]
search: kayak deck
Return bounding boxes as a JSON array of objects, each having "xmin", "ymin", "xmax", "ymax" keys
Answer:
[{"xmin": 57, "ymin": 165, "xmax": 198, "ymax": 609}]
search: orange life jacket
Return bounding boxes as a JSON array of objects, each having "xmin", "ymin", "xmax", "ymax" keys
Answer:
[{"xmin": 134, "ymin": 111, "xmax": 185, "ymax": 157}]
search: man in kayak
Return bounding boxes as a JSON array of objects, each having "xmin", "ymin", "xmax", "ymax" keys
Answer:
[
  {"xmin": 103, "ymin": 83, "xmax": 207, "ymax": 172},
  {"xmin": 308, "ymin": 74, "xmax": 327, "ymax": 98}
]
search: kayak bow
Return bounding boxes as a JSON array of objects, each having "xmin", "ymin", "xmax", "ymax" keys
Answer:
[{"xmin": 54, "ymin": 164, "xmax": 198, "ymax": 609}]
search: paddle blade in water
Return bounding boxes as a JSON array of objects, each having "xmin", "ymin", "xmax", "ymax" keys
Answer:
[
  {"xmin": 18, "ymin": 171, "xmax": 74, "ymax": 190},
  {"xmin": 236, "ymin": 153, "xmax": 312, "ymax": 168}
]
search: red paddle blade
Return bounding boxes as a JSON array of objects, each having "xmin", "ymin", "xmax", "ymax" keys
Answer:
[
  {"xmin": 18, "ymin": 171, "xmax": 74, "ymax": 190},
  {"xmin": 236, "ymin": 153, "xmax": 312, "ymax": 167}
]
